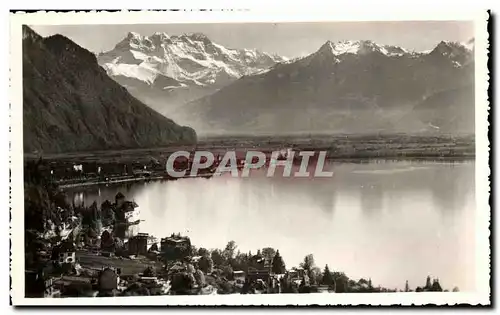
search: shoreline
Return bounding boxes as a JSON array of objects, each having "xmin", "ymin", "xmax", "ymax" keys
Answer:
[
  {"xmin": 58, "ymin": 155, "xmax": 475, "ymax": 189},
  {"xmin": 59, "ymin": 173, "xmax": 217, "ymax": 189}
]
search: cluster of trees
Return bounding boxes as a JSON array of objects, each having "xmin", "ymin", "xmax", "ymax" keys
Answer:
[
  {"xmin": 25, "ymin": 159, "xmax": 72, "ymax": 233},
  {"xmin": 294, "ymin": 254, "xmax": 350, "ymax": 292},
  {"xmin": 181, "ymin": 241, "xmax": 383, "ymax": 293},
  {"xmin": 188, "ymin": 242, "xmax": 456, "ymax": 294},
  {"xmin": 413, "ymin": 276, "xmax": 453, "ymax": 292},
  {"xmin": 24, "ymin": 159, "xmax": 125, "ymax": 270},
  {"xmin": 190, "ymin": 241, "xmax": 287, "ymax": 279},
  {"xmin": 25, "ymin": 159, "xmax": 75, "ymax": 269},
  {"xmin": 161, "ymin": 241, "xmax": 289, "ymax": 295}
]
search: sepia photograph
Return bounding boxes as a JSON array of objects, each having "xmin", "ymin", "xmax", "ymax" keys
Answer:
[{"xmin": 9, "ymin": 9, "xmax": 490, "ymax": 306}]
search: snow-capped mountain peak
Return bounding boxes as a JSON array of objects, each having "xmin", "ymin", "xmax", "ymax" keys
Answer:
[
  {"xmin": 99, "ymin": 31, "xmax": 286, "ymax": 89},
  {"xmin": 151, "ymin": 32, "xmax": 170, "ymax": 41},
  {"xmin": 97, "ymin": 31, "xmax": 287, "ymax": 114},
  {"xmin": 180, "ymin": 32, "xmax": 211, "ymax": 42},
  {"xmin": 432, "ymin": 40, "xmax": 473, "ymax": 54},
  {"xmin": 127, "ymin": 31, "xmax": 141, "ymax": 39},
  {"xmin": 316, "ymin": 40, "xmax": 410, "ymax": 58},
  {"xmin": 429, "ymin": 40, "xmax": 474, "ymax": 67}
]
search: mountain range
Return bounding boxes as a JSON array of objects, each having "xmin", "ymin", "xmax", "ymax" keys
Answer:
[
  {"xmin": 23, "ymin": 26, "xmax": 196, "ymax": 154},
  {"xmin": 24, "ymin": 27, "xmax": 475, "ymax": 154},
  {"xmin": 97, "ymin": 32, "xmax": 286, "ymax": 114},
  {"xmin": 173, "ymin": 38, "xmax": 475, "ymax": 135}
]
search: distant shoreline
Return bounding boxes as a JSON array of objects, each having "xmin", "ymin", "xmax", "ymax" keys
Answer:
[
  {"xmin": 27, "ymin": 133, "xmax": 475, "ymax": 189},
  {"xmin": 23, "ymin": 134, "xmax": 475, "ymax": 162},
  {"xmin": 59, "ymin": 173, "xmax": 217, "ymax": 189},
  {"xmin": 57, "ymin": 155, "xmax": 475, "ymax": 189}
]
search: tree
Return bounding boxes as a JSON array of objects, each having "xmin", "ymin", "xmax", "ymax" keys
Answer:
[
  {"xmin": 271, "ymin": 250, "xmax": 286, "ymax": 274},
  {"xmin": 143, "ymin": 266, "xmax": 156, "ymax": 277},
  {"xmin": 431, "ymin": 279, "xmax": 443, "ymax": 292},
  {"xmin": 198, "ymin": 255, "xmax": 214, "ymax": 274},
  {"xmin": 190, "ymin": 245, "xmax": 198, "ymax": 257},
  {"xmin": 452, "ymin": 287, "xmax": 460, "ymax": 292},
  {"xmin": 186, "ymin": 263, "xmax": 196, "ymax": 274},
  {"xmin": 114, "ymin": 237, "xmax": 124, "ymax": 249},
  {"xmin": 194, "ymin": 269, "xmax": 206, "ymax": 287},
  {"xmin": 123, "ymin": 283, "xmax": 150, "ymax": 296},
  {"xmin": 149, "ymin": 243, "xmax": 159, "ymax": 252},
  {"xmin": 309, "ymin": 267, "xmax": 321, "ymax": 285},
  {"xmin": 100, "ymin": 230, "xmax": 114, "ymax": 251},
  {"xmin": 425, "ymin": 276, "xmax": 432, "ymax": 289},
  {"xmin": 300, "ymin": 254, "xmax": 315, "ymax": 271},
  {"xmin": 223, "ymin": 241, "xmax": 237, "ymax": 261},
  {"xmin": 321, "ymin": 265, "xmax": 334, "ymax": 286},
  {"xmin": 332, "ymin": 272, "xmax": 349, "ymax": 293},
  {"xmin": 405, "ymin": 280, "xmax": 410, "ymax": 292},
  {"xmin": 171, "ymin": 272, "xmax": 194, "ymax": 294},
  {"xmin": 222, "ymin": 265, "xmax": 234, "ymax": 280},
  {"xmin": 261, "ymin": 247, "xmax": 276, "ymax": 263},
  {"xmin": 198, "ymin": 247, "xmax": 210, "ymax": 257},
  {"xmin": 217, "ymin": 279, "xmax": 235, "ymax": 295},
  {"xmin": 233, "ymin": 251, "xmax": 250, "ymax": 271},
  {"xmin": 211, "ymin": 249, "xmax": 225, "ymax": 267}
]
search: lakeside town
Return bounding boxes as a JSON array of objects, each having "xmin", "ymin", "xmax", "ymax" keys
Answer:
[
  {"xmin": 26, "ymin": 133, "xmax": 475, "ymax": 189},
  {"xmin": 24, "ymin": 158, "xmax": 460, "ymax": 298}
]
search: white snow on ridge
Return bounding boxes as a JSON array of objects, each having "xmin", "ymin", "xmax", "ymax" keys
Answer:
[
  {"xmin": 99, "ymin": 31, "xmax": 286, "ymax": 88},
  {"xmin": 129, "ymin": 50, "xmax": 150, "ymax": 61},
  {"xmin": 320, "ymin": 40, "xmax": 412, "ymax": 57},
  {"xmin": 327, "ymin": 40, "xmax": 362, "ymax": 55},
  {"xmin": 104, "ymin": 63, "xmax": 158, "ymax": 84}
]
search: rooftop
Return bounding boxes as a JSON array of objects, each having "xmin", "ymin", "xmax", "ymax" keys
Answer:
[
  {"xmin": 60, "ymin": 276, "xmax": 92, "ymax": 283},
  {"xmin": 164, "ymin": 238, "xmax": 188, "ymax": 243}
]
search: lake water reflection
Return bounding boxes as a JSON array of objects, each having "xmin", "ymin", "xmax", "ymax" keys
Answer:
[{"xmin": 67, "ymin": 160, "xmax": 476, "ymax": 291}]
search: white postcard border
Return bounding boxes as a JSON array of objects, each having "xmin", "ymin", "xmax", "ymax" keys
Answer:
[{"xmin": 9, "ymin": 9, "xmax": 490, "ymax": 306}]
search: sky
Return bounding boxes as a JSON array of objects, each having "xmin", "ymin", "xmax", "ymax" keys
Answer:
[{"xmin": 31, "ymin": 21, "xmax": 474, "ymax": 59}]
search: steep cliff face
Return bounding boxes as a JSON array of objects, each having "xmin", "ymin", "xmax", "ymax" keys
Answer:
[{"xmin": 23, "ymin": 26, "xmax": 196, "ymax": 154}]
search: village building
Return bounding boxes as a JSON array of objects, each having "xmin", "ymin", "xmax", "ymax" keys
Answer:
[
  {"xmin": 189, "ymin": 255, "xmax": 203, "ymax": 269},
  {"xmin": 100, "ymin": 230, "xmax": 115, "ymax": 254},
  {"xmin": 289, "ymin": 267, "xmax": 305, "ymax": 279},
  {"xmin": 56, "ymin": 276, "xmax": 92, "ymax": 287},
  {"xmin": 43, "ymin": 276, "xmax": 62, "ymax": 298},
  {"xmin": 51, "ymin": 240, "xmax": 76, "ymax": 267},
  {"xmin": 115, "ymin": 192, "xmax": 126, "ymax": 207},
  {"xmin": 168, "ymin": 263, "xmax": 187, "ymax": 274},
  {"xmin": 247, "ymin": 268, "xmax": 271, "ymax": 283},
  {"xmin": 25, "ymin": 269, "xmax": 61, "ymax": 298},
  {"xmin": 233, "ymin": 270, "xmax": 246, "ymax": 284},
  {"xmin": 128, "ymin": 233, "xmax": 149, "ymax": 256},
  {"xmin": 161, "ymin": 234, "xmax": 192, "ymax": 261}
]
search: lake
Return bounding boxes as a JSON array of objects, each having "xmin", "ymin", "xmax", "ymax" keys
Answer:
[{"xmin": 66, "ymin": 160, "xmax": 476, "ymax": 292}]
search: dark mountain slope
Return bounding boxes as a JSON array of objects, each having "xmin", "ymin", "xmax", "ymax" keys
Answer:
[
  {"xmin": 406, "ymin": 85, "xmax": 475, "ymax": 134},
  {"xmin": 23, "ymin": 26, "xmax": 196, "ymax": 154},
  {"xmin": 178, "ymin": 40, "xmax": 474, "ymax": 135}
]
